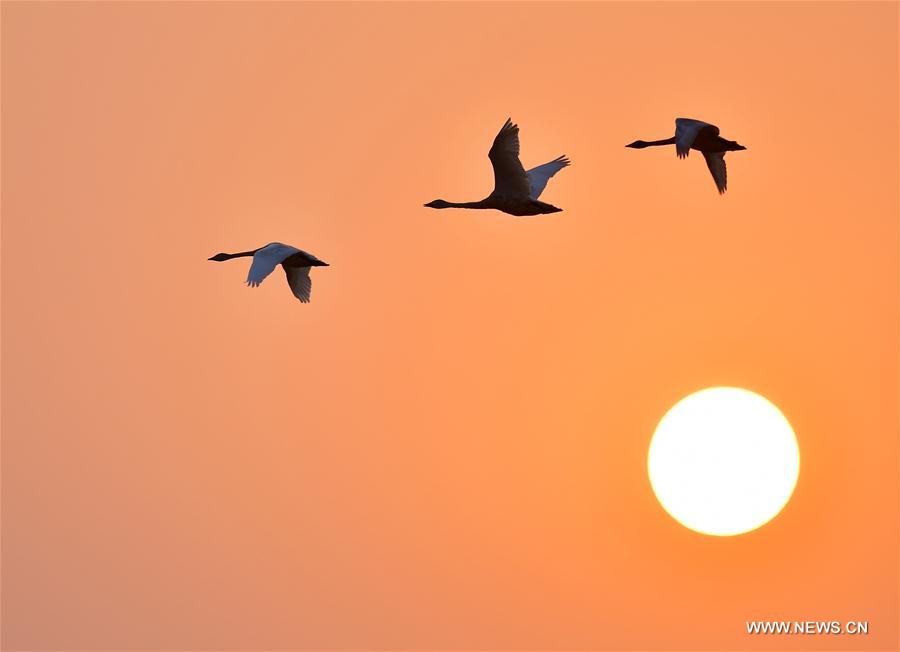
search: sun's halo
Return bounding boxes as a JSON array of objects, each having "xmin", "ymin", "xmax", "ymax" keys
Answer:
[{"xmin": 647, "ymin": 387, "xmax": 800, "ymax": 536}]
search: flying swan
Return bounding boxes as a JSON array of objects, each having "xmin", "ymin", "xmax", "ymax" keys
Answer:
[
  {"xmin": 208, "ymin": 242, "xmax": 328, "ymax": 303},
  {"xmin": 626, "ymin": 118, "xmax": 746, "ymax": 194},
  {"xmin": 425, "ymin": 118, "xmax": 570, "ymax": 216}
]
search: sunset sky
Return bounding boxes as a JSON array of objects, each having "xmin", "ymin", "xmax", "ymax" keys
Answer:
[{"xmin": 2, "ymin": 2, "xmax": 897, "ymax": 650}]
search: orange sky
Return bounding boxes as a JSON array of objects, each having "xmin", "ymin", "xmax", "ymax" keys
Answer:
[{"xmin": 2, "ymin": 2, "xmax": 897, "ymax": 650}]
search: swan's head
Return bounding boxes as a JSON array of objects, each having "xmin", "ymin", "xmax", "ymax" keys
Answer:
[
  {"xmin": 424, "ymin": 199, "xmax": 452, "ymax": 209},
  {"xmin": 208, "ymin": 253, "xmax": 232, "ymax": 262},
  {"xmin": 625, "ymin": 140, "xmax": 650, "ymax": 149}
]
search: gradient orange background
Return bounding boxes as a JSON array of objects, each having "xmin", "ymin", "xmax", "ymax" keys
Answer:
[{"xmin": 2, "ymin": 2, "xmax": 897, "ymax": 650}]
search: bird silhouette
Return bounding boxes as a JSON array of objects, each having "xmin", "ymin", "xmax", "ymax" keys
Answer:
[
  {"xmin": 627, "ymin": 118, "xmax": 746, "ymax": 194},
  {"xmin": 208, "ymin": 242, "xmax": 328, "ymax": 303},
  {"xmin": 425, "ymin": 118, "xmax": 570, "ymax": 216}
]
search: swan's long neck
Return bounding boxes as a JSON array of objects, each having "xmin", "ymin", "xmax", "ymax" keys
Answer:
[
  {"xmin": 447, "ymin": 200, "xmax": 489, "ymax": 209},
  {"xmin": 643, "ymin": 137, "xmax": 677, "ymax": 147},
  {"xmin": 222, "ymin": 250, "xmax": 257, "ymax": 260}
]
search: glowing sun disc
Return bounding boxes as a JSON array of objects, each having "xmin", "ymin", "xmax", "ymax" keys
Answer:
[{"xmin": 647, "ymin": 387, "xmax": 800, "ymax": 536}]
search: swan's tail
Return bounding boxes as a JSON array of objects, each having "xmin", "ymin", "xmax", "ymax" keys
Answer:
[{"xmin": 534, "ymin": 201, "xmax": 563, "ymax": 214}]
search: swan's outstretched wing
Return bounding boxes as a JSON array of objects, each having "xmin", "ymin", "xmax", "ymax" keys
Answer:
[
  {"xmin": 526, "ymin": 156, "xmax": 570, "ymax": 200},
  {"xmin": 283, "ymin": 265, "xmax": 312, "ymax": 303},
  {"xmin": 702, "ymin": 152, "xmax": 727, "ymax": 194},
  {"xmin": 675, "ymin": 118, "xmax": 718, "ymax": 159},
  {"xmin": 247, "ymin": 242, "xmax": 300, "ymax": 287},
  {"xmin": 488, "ymin": 118, "xmax": 532, "ymax": 198}
]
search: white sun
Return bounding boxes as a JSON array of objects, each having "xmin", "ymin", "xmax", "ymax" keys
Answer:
[{"xmin": 647, "ymin": 387, "xmax": 800, "ymax": 536}]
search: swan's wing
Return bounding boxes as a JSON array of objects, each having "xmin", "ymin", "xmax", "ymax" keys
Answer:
[
  {"xmin": 702, "ymin": 152, "xmax": 727, "ymax": 194},
  {"xmin": 675, "ymin": 118, "xmax": 717, "ymax": 159},
  {"xmin": 282, "ymin": 265, "xmax": 312, "ymax": 303},
  {"xmin": 526, "ymin": 156, "xmax": 570, "ymax": 199},
  {"xmin": 488, "ymin": 118, "xmax": 532, "ymax": 198},
  {"xmin": 247, "ymin": 243, "xmax": 299, "ymax": 287}
]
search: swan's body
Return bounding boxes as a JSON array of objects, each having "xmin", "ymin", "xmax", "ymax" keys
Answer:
[
  {"xmin": 626, "ymin": 118, "xmax": 746, "ymax": 194},
  {"xmin": 426, "ymin": 118, "xmax": 570, "ymax": 216},
  {"xmin": 208, "ymin": 242, "xmax": 328, "ymax": 303}
]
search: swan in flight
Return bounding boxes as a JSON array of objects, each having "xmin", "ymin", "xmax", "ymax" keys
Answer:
[
  {"xmin": 626, "ymin": 118, "xmax": 746, "ymax": 194},
  {"xmin": 425, "ymin": 118, "xmax": 570, "ymax": 216},
  {"xmin": 208, "ymin": 242, "xmax": 328, "ymax": 303}
]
